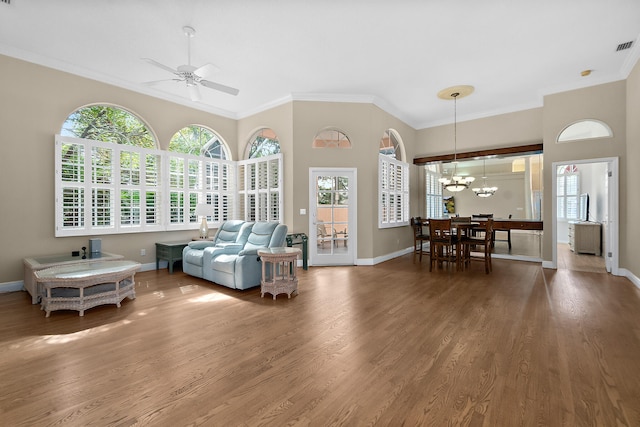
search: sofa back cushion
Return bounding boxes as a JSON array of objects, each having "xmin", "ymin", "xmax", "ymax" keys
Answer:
[
  {"xmin": 244, "ymin": 222, "xmax": 286, "ymax": 251},
  {"xmin": 214, "ymin": 220, "xmax": 246, "ymax": 245}
]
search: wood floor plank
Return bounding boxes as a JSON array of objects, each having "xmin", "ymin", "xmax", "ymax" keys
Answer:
[{"xmin": 1, "ymin": 255, "xmax": 639, "ymax": 426}]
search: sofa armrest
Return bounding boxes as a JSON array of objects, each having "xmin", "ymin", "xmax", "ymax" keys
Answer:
[
  {"xmin": 205, "ymin": 245, "xmax": 243, "ymax": 258},
  {"xmin": 238, "ymin": 247, "xmax": 265, "ymax": 256},
  {"xmin": 188, "ymin": 240, "xmax": 216, "ymax": 250},
  {"xmin": 215, "ymin": 242, "xmax": 243, "ymax": 251}
]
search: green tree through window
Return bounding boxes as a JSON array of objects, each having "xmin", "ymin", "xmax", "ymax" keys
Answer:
[
  {"xmin": 246, "ymin": 128, "xmax": 280, "ymax": 159},
  {"xmin": 61, "ymin": 105, "xmax": 155, "ymax": 148},
  {"xmin": 169, "ymin": 125, "xmax": 229, "ymax": 159}
]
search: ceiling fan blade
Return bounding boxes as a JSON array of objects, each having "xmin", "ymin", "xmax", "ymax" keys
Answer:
[
  {"xmin": 142, "ymin": 58, "xmax": 178, "ymax": 75},
  {"xmin": 194, "ymin": 63, "xmax": 220, "ymax": 79},
  {"xmin": 187, "ymin": 84, "xmax": 201, "ymax": 102},
  {"xmin": 142, "ymin": 79, "xmax": 179, "ymax": 86},
  {"xmin": 200, "ymin": 79, "xmax": 240, "ymax": 96}
]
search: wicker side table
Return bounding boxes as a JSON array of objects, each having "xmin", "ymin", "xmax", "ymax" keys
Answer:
[
  {"xmin": 34, "ymin": 260, "xmax": 140, "ymax": 317},
  {"xmin": 258, "ymin": 247, "xmax": 302, "ymax": 300}
]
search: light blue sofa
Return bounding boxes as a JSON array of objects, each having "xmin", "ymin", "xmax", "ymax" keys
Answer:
[{"xmin": 183, "ymin": 221, "xmax": 288, "ymax": 290}]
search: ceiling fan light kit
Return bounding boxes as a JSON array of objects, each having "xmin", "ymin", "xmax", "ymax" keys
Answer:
[{"xmin": 142, "ymin": 26, "xmax": 239, "ymax": 101}]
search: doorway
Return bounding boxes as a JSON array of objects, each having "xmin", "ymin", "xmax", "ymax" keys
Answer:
[
  {"xmin": 552, "ymin": 157, "xmax": 618, "ymax": 274},
  {"xmin": 309, "ymin": 168, "xmax": 357, "ymax": 266}
]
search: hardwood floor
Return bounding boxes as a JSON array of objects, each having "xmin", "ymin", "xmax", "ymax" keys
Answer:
[
  {"xmin": 1, "ymin": 256, "xmax": 639, "ymax": 426},
  {"xmin": 557, "ymin": 243, "xmax": 606, "ymax": 273}
]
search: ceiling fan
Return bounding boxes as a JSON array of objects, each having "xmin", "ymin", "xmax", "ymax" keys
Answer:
[{"xmin": 142, "ymin": 26, "xmax": 239, "ymax": 101}]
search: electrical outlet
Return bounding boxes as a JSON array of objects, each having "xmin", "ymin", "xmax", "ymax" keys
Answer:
[{"xmin": 140, "ymin": 249, "xmax": 146, "ymax": 256}]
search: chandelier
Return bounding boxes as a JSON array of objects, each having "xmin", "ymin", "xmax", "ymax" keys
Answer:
[
  {"xmin": 472, "ymin": 159, "xmax": 498, "ymax": 197},
  {"xmin": 437, "ymin": 86, "xmax": 475, "ymax": 192}
]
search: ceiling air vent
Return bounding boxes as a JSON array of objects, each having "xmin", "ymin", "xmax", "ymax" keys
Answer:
[{"xmin": 616, "ymin": 41, "xmax": 633, "ymax": 52}]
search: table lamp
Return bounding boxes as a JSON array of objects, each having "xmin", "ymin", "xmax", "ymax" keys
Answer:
[{"xmin": 195, "ymin": 203, "xmax": 214, "ymax": 239}]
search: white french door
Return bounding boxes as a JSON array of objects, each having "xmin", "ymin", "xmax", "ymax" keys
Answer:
[{"xmin": 309, "ymin": 168, "xmax": 357, "ymax": 266}]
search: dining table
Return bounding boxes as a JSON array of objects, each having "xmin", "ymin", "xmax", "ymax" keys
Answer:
[{"xmin": 419, "ymin": 218, "xmax": 480, "ymax": 271}]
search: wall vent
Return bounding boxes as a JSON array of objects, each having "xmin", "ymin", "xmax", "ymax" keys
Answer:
[{"xmin": 616, "ymin": 41, "xmax": 633, "ymax": 51}]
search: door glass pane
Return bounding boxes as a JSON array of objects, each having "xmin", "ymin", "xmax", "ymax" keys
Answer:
[{"xmin": 316, "ymin": 174, "xmax": 350, "ymax": 255}]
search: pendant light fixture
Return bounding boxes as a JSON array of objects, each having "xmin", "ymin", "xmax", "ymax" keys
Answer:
[
  {"xmin": 437, "ymin": 86, "xmax": 475, "ymax": 192},
  {"xmin": 472, "ymin": 159, "xmax": 498, "ymax": 197}
]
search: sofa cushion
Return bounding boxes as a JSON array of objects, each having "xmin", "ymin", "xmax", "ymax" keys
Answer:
[
  {"xmin": 184, "ymin": 248, "xmax": 205, "ymax": 266},
  {"xmin": 214, "ymin": 220, "xmax": 246, "ymax": 244},
  {"xmin": 244, "ymin": 222, "xmax": 279, "ymax": 251},
  {"xmin": 211, "ymin": 254, "xmax": 237, "ymax": 274}
]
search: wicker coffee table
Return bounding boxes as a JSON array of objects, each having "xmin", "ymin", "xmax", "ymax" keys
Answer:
[
  {"xmin": 34, "ymin": 260, "xmax": 140, "ymax": 317},
  {"xmin": 258, "ymin": 247, "xmax": 301, "ymax": 300}
]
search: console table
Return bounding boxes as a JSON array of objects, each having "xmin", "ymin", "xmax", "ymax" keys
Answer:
[
  {"xmin": 155, "ymin": 241, "xmax": 189, "ymax": 273},
  {"xmin": 34, "ymin": 260, "xmax": 140, "ymax": 317},
  {"xmin": 286, "ymin": 232, "xmax": 308, "ymax": 270},
  {"xmin": 23, "ymin": 252, "xmax": 123, "ymax": 304},
  {"xmin": 258, "ymin": 247, "xmax": 301, "ymax": 300}
]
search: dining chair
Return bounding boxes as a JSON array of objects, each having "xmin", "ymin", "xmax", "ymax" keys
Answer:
[
  {"xmin": 452, "ymin": 216, "xmax": 471, "ymax": 234},
  {"xmin": 493, "ymin": 214, "xmax": 512, "ymax": 249},
  {"xmin": 428, "ymin": 218, "xmax": 456, "ymax": 272},
  {"xmin": 410, "ymin": 217, "xmax": 429, "ymax": 262},
  {"xmin": 461, "ymin": 218, "xmax": 493, "ymax": 273},
  {"xmin": 471, "ymin": 214, "xmax": 492, "ymax": 238}
]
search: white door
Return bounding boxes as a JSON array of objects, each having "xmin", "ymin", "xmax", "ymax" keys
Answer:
[{"xmin": 309, "ymin": 168, "xmax": 357, "ymax": 266}]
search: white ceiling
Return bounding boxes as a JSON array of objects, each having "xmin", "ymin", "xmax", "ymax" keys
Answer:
[{"xmin": 1, "ymin": 0, "xmax": 639, "ymax": 129}]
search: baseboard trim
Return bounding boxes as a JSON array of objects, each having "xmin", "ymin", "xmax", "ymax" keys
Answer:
[
  {"xmin": 357, "ymin": 247, "xmax": 413, "ymax": 266},
  {"xmin": 0, "ymin": 280, "xmax": 24, "ymax": 294},
  {"xmin": 4, "ymin": 259, "xmax": 638, "ymax": 290},
  {"xmin": 618, "ymin": 268, "xmax": 640, "ymax": 289}
]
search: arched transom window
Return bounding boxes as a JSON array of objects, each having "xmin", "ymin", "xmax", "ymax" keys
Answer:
[
  {"xmin": 61, "ymin": 104, "xmax": 156, "ymax": 148},
  {"xmin": 557, "ymin": 119, "xmax": 612, "ymax": 143},
  {"xmin": 313, "ymin": 128, "xmax": 351, "ymax": 148},
  {"xmin": 169, "ymin": 125, "xmax": 230, "ymax": 160},
  {"xmin": 245, "ymin": 128, "xmax": 280, "ymax": 159},
  {"xmin": 379, "ymin": 129, "xmax": 404, "ymax": 161}
]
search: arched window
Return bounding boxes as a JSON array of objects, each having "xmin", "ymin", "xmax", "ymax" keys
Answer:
[
  {"xmin": 378, "ymin": 129, "xmax": 409, "ymax": 228},
  {"xmin": 61, "ymin": 104, "xmax": 156, "ymax": 148},
  {"xmin": 557, "ymin": 119, "xmax": 612, "ymax": 143},
  {"xmin": 56, "ymin": 104, "xmax": 161, "ymax": 236},
  {"xmin": 169, "ymin": 125, "xmax": 230, "ymax": 160},
  {"xmin": 313, "ymin": 128, "xmax": 351, "ymax": 148},
  {"xmin": 238, "ymin": 127, "xmax": 283, "ymax": 222},
  {"xmin": 245, "ymin": 128, "xmax": 280, "ymax": 159},
  {"xmin": 379, "ymin": 129, "xmax": 405, "ymax": 161}
]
